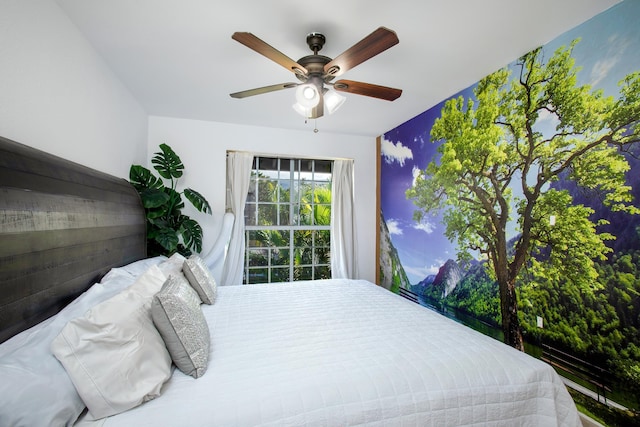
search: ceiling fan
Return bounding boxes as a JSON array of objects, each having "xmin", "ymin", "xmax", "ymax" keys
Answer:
[{"xmin": 230, "ymin": 27, "xmax": 402, "ymax": 119}]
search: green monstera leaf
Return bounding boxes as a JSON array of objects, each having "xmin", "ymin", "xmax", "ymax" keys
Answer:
[
  {"xmin": 184, "ymin": 188, "xmax": 212, "ymax": 214},
  {"xmin": 179, "ymin": 216, "xmax": 203, "ymax": 253},
  {"xmin": 164, "ymin": 188, "xmax": 185, "ymax": 216},
  {"xmin": 140, "ymin": 188, "xmax": 170, "ymax": 209},
  {"xmin": 129, "ymin": 143, "xmax": 211, "ymax": 257},
  {"xmin": 152, "ymin": 143, "xmax": 184, "ymax": 180},
  {"xmin": 153, "ymin": 227, "xmax": 180, "ymax": 253},
  {"xmin": 129, "ymin": 165, "xmax": 164, "ymax": 191}
]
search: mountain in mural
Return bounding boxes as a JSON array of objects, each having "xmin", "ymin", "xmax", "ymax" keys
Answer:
[
  {"xmin": 413, "ymin": 259, "xmax": 464, "ymax": 300},
  {"xmin": 411, "ymin": 255, "xmax": 503, "ymax": 324},
  {"xmin": 418, "ymin": 259, "xmax": 464, "ymax": 300},
  {"xmin": 433, "ymin": 259, "xmax": 463, "ymax": 297},
  {"xmin": 414, "ymin": 274, "xmax": 436, "ymax": 288},
  {"xmin": 378, "ymin": 211, "xmax": 411, "ymax": 292},
  {"xmin": 443, "ymin": 261, "xmax": 501, "ymax": 326}
]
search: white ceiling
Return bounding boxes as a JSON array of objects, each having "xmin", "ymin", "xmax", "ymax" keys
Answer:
[{"xmin": 56, "ymin": 0, "xmax": 618, "ymax": 137}]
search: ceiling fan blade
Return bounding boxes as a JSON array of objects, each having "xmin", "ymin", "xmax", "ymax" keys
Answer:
[
  {"xmin": 232, "ymin": 32, "xmax": 308, "ymax": 77},
  {"xmin": 324, "ymin": 27, "xmax": 399, "ymax": 78},
  {"xmin": 333, "ymin": 79, "xmax": 402, "ymax": 101},
  {"xmin": 230, "ymin": 83, "xmax": 297, "ymax": 99}
]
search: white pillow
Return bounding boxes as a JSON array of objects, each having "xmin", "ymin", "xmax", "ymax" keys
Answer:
[
  {"xmin": 100, "ymin": 255, "xmax": 167, "ymax": 283},
  {"xmin": 51, "ymin": 265, "xmax": 172, "ymax": 420},
  {"xmin": 182, "ymin": 255, "xmax": 217, "ymax": 304},
  {"xmin": 0, "ymin": 258, "xmax": 163, "ymax": 427},
  {"xmin": 152, "ymin": 274, "xmax": 210, "ymax": 378},
  {"xmin": 158, "ymin": 252, "xmax": 187, "ymax": 277}
]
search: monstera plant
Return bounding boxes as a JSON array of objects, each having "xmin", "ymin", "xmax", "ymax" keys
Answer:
[{"xmin": 129, "ymin": 143, "xmax": 211, "ymax": 257}]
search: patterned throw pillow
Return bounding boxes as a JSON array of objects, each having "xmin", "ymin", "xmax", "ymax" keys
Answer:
[
  {"xmin": 182, "ymin": 255, "xmax": 217, "ymax": 304},
  {"xmin": 152, "ymin": 274, "xmax": 210, "ymax": 378}
]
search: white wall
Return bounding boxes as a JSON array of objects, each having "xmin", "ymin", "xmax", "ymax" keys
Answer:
[
  {"xmin": 148, "ymin": 116, "xmax": 378, "ymax": 282},
  {"xmin": 0, "ymin": 0, "xmax": 147, "ymax": 178},
  {"xmin": 0, "ymin": 0, "xmax": 379, "ymax": 280}
]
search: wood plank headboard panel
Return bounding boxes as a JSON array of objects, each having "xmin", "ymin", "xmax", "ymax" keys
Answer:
[{"xmin": 0, "ymin": 136, "xmax": 147, "ymax": 343}]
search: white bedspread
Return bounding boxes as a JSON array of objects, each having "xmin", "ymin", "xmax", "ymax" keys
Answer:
[{"xmin": 77, "ymin": 279, "xmax": 580, "ymax": 427}]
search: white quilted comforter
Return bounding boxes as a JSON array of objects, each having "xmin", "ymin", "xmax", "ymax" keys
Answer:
[{"xmin": 79, "ymin": 279, "xmax": 580, "ymax": 427}]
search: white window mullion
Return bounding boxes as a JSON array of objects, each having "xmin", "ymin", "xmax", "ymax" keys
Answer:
[{"xmin": 243, "ymin": 156, "xmax": 332, "ymax": 284}]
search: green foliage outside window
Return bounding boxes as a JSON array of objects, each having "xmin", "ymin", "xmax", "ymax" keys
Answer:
[{"xmin": 244, "ymin": 158, "xmax": 331, "ymax": 284}]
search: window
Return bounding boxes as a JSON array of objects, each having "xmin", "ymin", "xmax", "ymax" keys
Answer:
[{"xmin": 244, "ymin": 156, "xmax": 332, "ymax": 284}]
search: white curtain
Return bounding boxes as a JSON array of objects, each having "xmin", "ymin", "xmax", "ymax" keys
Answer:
[
  {"xmin": 220, "ymin": 151, "xmax": 253, "ymax": 286},
  {"xmin": 330, "ymin": 159, "xmax": 357, "ymax": 279}
]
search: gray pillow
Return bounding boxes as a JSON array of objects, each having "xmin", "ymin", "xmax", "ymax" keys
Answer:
[
  {"xmin": 182, "ymin": 255, "xmax": 217, "ymax": 304},
  {"xmin": 151, "ymin": 274, "xmax": 210, "ymax": 378}
]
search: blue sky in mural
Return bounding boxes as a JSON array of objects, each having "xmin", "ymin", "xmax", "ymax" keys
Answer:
[{"xmin": 381, "ymin": 0, "xmax": 640, "ymax": 284}]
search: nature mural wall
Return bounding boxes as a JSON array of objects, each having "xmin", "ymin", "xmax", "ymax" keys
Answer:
[{"xmin": 379, "ymin": 0, "xmax": 640, "ymax": 413}]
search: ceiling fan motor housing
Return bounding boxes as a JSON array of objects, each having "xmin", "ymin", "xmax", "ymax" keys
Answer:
[
  {"xmin": 296, "ymin": 54, "xmax": 332, "ymax": 82},
  {"xmin": 306, "ymin": 32, "xmax": 326, "ymax": 53}
]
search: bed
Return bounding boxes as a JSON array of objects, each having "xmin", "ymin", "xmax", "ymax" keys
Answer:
[{"xmin": 0, "ymin": 136, "xmax": 581, "ymax": 427}]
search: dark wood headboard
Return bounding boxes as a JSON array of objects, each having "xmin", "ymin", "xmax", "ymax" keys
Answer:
[{"xmin": 0, "ymin": 136, "xmax": 147, "ymax": 343}]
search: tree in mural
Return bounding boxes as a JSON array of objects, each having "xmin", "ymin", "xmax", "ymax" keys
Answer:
[{"xmin": 406, "ymin": 39, "xmax": 640, "ymax": 350}]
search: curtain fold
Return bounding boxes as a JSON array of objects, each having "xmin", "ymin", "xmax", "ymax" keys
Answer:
[
  {"xmin": 330, "ymin": 159, "xmax": 357, "ymax": 279},
  {"xmin": 220, "ymin": 152, "xmax": 254, "ymax": 285}
]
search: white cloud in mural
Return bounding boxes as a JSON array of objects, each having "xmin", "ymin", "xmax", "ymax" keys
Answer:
[
  {"xmin": 404, "ymin": 264, "xmax": 430, "ymax": 281},
  {"xmin": 403, "ymin": 259, "xmax": 445, "ymax": 283},
  {"xmin": 537, "ymin": 108, "xmax": 559, "ymax": 126},
  {"xmin": 590, "ymin": 34, "xmax": 629, "ymax": 88},
  {"xmin": 414, "ymin": 135, "xmax": 427, "ymax": 149},
  {"xmin": 402, "ymin": 251, "xmax": 446, "ymax": 284},
  {"xmin": 413, "ymin": 219, "xmax": 435, "ymax": 234},
  {"xmin": 386, "ymin": 218, "xmax": 403, "ymax": 235},
  {"xmin": 411, "ymin": 166, "xmax": 422, "ymax": 187},
  {"xmin": 426, "ymin": 265, "xmax": 440, "ymax": 276},
  {"xmin": 381, "ymin": 138, "xmax": 413, "ymax": 167},
  {"xmin": 591, "ymin": 56, "xmax": 618, "ymax": 87}
]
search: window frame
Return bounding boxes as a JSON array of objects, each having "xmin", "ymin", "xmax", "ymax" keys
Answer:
[{"xmin": 243, "ymin": 156, "xmax": 332, "ymax": 284}]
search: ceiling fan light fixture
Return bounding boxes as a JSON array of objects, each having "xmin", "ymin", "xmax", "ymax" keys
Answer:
[
  {"xmin": 324, "ymin": 89, "xmax": 346, "ymax": 114},
  {"xmin": 295, "ymin": 83, "xmax": 320, "ymax": 108},
  {"xmin": 292, "ymin": 102, "xmax": 313, "ymax": 118}
]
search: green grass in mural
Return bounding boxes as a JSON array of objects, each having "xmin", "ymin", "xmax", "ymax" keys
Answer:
[{"xmin": 570, "ymin": 389, "xmax": 640, "ymax": 427}]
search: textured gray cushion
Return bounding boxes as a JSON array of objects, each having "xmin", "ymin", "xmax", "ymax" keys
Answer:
[
  {"xmin": 152, "ymin": 274, "xmax": 210, "ymax": 378},
  {"xmin": 182, "ymin": 255, "xmax": 217, "ymax": 304}
]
